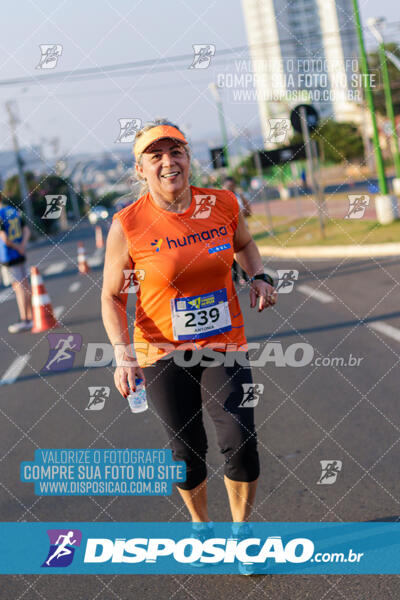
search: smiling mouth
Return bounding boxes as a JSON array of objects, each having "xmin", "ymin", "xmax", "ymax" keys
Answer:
[{"xmin": 161, "ymin": 171, "xmax": 180, "ymax": 179}]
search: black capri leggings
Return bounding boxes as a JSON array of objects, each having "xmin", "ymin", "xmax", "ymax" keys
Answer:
[{"xmin": 142, "ymin": 350, "xmax": 260, "ymax": 490}]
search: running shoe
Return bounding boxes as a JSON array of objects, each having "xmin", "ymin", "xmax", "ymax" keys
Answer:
[
  {"xmin": 8, "ymin": 320, "xmax": 33, "ymax": 333},
  {"xmin": 189, "ymin": 522, "xmax": 215, "ymax": 568},
  {"xmin": 231, "ymin": 522, "xmax": 261, "ymax": 576}
]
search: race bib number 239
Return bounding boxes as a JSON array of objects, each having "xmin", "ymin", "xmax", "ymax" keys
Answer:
[{"xmin": 170, "ymin": 288, "xmax": 232, "ymax": 341}]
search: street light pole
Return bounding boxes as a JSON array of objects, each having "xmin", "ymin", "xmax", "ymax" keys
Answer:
[
  {"xmin": 352, "ymin": 0, "xmax": 398, "ymax": 223},
  {"xmin": 5, "ymin": 100, "xmax": 34, "ymax": 225},
  {"xmin": 299, "ymin": 106, "xmax": 325, "ymax": 238},
  {"xmin": 367, "ymin": 18, "xmax": 400, "ymax": 187},
  {"xmin": 209, "ymin": 83, "xmax": 231, "ymax": 172},
  {"xmin": 352, "ymin": 0, "xmax": 387, "ymax": 193},
  {"xmin": 253, "ymin": 149, "xmax": 274, "ymax": 235}
]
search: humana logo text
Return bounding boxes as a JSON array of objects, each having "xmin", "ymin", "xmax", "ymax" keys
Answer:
[
  {"xmin": 166, "ymin": 226, "xmax": 228, "ymax": 249},
  {"xmin": 84, "ymin": 536, "xmax": 314, "ymax": 564}
]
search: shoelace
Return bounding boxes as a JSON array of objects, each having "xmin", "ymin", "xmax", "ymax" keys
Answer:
[
  {"xmin": 190, "ymin": 525, "xmax": 215, "ymax": 543},
  {"xmin": 231, "ymin": 523, "xmax": 254, "ymax": 540}
]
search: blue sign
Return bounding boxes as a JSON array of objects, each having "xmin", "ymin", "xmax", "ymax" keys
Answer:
[
  {"xmin": 1, "ymin": 522, "xmax": 400, "ymax": 574},
  {"xmin": 20, "ymin": 449, "xmax": 186, "ymax": 496}
]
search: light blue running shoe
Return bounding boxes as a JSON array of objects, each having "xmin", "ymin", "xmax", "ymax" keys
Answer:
[
  {"xmin": 231, "ymin": 522, "xmax": 262, "ymax": 576},
  {"xmin": 189, "ymin": 522, "xmax": 215, "ymax": 568}
]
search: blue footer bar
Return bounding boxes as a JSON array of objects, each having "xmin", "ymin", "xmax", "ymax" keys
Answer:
[{"xmin": 1, "ymin": 522, "xmax": 399, "ymax": 574}]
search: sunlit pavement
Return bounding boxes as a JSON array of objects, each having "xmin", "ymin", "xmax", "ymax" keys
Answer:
[{"xmin": 1, "ymin": 225, "xmax": 400, "ymax": 596}]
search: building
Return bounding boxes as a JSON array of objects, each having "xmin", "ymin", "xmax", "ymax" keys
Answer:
[{"xmin": 241, "ymin": 0, "xmax": 362, "ymax": 146}]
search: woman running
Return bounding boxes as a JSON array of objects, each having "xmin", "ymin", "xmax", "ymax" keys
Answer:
[{"xmin": 101, "ymin": 119, "xmax": 277, "ymax": 568}]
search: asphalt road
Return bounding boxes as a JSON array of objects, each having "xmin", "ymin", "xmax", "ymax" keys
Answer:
[{"xmin": 1, "ymin": 223, "xmax": 400, "ymax": 598}]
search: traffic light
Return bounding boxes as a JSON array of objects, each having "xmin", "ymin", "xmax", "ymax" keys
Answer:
[{"xmin": 209, "ymin": 147, "xmax": 228, "ymax": 169}]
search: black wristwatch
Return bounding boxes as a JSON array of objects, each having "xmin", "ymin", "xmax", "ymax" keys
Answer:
[{"xmin": 250, "ymin": 273, "xmax": 275, "ymax": 287}]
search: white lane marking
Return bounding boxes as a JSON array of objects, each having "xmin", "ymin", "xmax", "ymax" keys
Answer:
[
  {"xmin": 54, "ymin": 306, "xmax": 65, "ymax": 319},
  {"xmin": 87, "ymin": 253, "xmax": 103, "ymax": 267},
  {"xmin": 69, "ymin": 282, "xmax": 81, "ymax": 292},
  {"xmin": 43, "ymin": 262, "xmax": 66, "ymax": 276},
  {"xmin": 0, "ymin": 288, "xmax": 14, "ymax": 304},
  {"xmin": 297, "ymin": 285, "xmax": 334, "ymax": 304},
  {"xmin": 370, "ymin": 321, "xmax": 400, "ymax": 343},
  {"xmin": 1, "ymin": 354, "xmax": 30, "ymax": 385}
]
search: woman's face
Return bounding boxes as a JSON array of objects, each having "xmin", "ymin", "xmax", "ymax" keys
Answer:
[{"xmin": 136, "ymin": 138, "xmax": 190, "ymax": 198}]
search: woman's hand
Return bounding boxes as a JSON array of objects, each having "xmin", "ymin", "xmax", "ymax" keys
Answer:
[
  {"xmin": 113, "ymin": 343, "xmax": 145, "ymax": 398},
  {"xmin": 114, "ymin": 364, "xmax": 145, "ymax": 399},
  {"xmin": 250, "ymin": 279, "xmax": 277, "ymax": 312},
  {"xmin": 233, "ymin": 213, "xmax": 277, "ymax": 312}
]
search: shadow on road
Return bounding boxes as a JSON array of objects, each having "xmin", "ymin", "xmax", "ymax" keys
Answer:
[
  {"xmin": 295, "ymin": 257, "xmax": 400, "ymax": 284},
  {"xmin": 7, "ymin": 364, "xmax": 101, "ymax": 384}
]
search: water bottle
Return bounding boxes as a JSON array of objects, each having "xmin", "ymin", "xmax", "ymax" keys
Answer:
[{"xmin": 127, "ymin": 378, "xmax": 148, "ymax": 413}]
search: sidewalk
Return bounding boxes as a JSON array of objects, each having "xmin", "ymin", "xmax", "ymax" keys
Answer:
[
  {"xmin": 257, "ymin": 242, "xmax": 400, "ymax": 259},
  {"xmin": 249, "ymin": 191, "xmax": 400, "ymax": 258},
  {"xmin": 251, "ymin": 194, "xmax": 396, "ymax": 222}
]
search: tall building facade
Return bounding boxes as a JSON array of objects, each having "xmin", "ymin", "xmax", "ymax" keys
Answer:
[{"xmin": 241, "ymin": 0, "xmax": 362, "ymax": 146}]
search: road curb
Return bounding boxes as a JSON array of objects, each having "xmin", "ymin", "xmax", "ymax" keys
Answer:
[{"xmin": 258, "ymin": 243, "xmax": 400, "ymax": 258}]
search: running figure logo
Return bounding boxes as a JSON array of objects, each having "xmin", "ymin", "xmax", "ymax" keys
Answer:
[
  {"xmin": 191, "ymin": 195, "xmax": 216, "ymax": 219},
  {"xmin": 36, "ymin": 44, "xmax": 63, "ymax": 69},
  {"xmin": 188, "ymin": 297, "xmax": 202, "ymax": 309},
  {"xmin": 115, "ymin": 118, "xmax": 142, "ymax": 143},
  {"xmin": 317, "ymin": 460, "xmax": 342, "ymax": 485},
  {"xmin": 42, "ymin": 195, "xmax": 67, "ymax": 219},
  {"xmin": 189, "ymin": 44, "xmax": 216, "ymax": 69},
  {"xmin": 239, "ymin": 383, "xmax": 264, "ymax": 408},
  {"xmin": 265, "ymin": 119, "xmax": 290, "ymax": 144},
  {"xmin": 151, "ymin": 239, "xmax": 163, "ymax": 252},
  {"xmin": 42, "ymin": 529, "xmax": 82, "ymax": 567},
  {"xmin": 86, "ymin": 386, "xmax": 110, "ymax": 411},
  {"xmin": 120, "ymin": 269, "xmax": 145, "ymax": 294},
  {"xmin": 42, "ymin": 333, "xmax": 82, "ymax": 372},
  {"xmin": 276, "ymin": 270, "xmax": 299, "ymax": 294},
  {"xmin": 345, "ymin": 195, "xmax": 370, "ymax": 219}
]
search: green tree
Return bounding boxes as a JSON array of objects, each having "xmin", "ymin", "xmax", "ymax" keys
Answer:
[
  {"xmin": 368, "ymin": 42, "xmax": 400, "ymax": 116},
  {"xmin": 3, "ymin": 172, "xmax": 83, "ymax": 235},
  {"xmin": 99, "ymin": 191, "xmax": 121, "ymax": 208},
  {"xmin": 232, "ymin": 153, "xmax": 257, "ymax": 181},
  {"xmin": 3, "ymin": 171, "xmax": 44, "ymax": 232},
  {"xmin": 291, "ymin": 120, "xmax": 364, "ymax": 164},
  {"xmin": 3, "ymin": 171, "xmax": 38, "ymax": 210}
]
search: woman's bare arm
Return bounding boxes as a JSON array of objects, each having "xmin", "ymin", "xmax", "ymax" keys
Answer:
[
  {"xmin": 101, "ymin": 218, "xmax": 142, "ymax": 397},
  {"xmin": 233, "ymin": 211, "xmax": 264, "ymax": 277},
  {"xmin": 233, "ymin": 212, "xmax": 277, "ymax": 311},
  {"xmin": 101, "ymin": 218, "xmax": 130, "ymax": 345}
]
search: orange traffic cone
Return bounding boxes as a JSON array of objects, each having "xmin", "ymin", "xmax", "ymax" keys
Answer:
[
  {"xmin": 95, "ymin": 225, "xmax": 104, "ymax": 249},
  {"xmin": 77, "ymin": 242, "xmax": 90, "ymax": 274},
  {"xmin": 30, "ymin": 267, "xmax": 60, "ymax": 333}
]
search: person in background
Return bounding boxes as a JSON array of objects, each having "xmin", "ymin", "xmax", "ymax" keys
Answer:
[
  {"xmin": 300, "ymin": 167, "xmax": 307, "ymax": 192},
  {"xmin": 0, "ymin": 192, "xmax": 32, "ymax": 333},
  {"xmin": 223, "ymin": 177, "xmax": 252, "ymax": 285}
]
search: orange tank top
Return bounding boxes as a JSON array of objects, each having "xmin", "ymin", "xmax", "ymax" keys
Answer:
[{"xmin": 114, "ymin": 185, "xmax": 247, "ymax": 367}]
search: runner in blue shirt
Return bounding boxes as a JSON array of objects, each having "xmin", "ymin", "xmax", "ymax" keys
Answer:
[{"xmin": 0, "ymin": 192, "xmax": 33, "ymax": 332}]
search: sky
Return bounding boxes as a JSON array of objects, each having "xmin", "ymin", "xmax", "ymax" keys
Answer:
[{"xmin": 0, "ymin": 0, "xmax": 399, "ymax": 158}]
